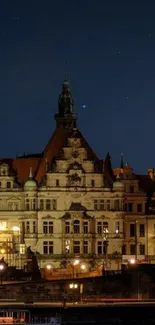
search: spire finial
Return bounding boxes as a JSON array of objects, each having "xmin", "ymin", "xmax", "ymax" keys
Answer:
[
  {"xmin": 120, "ymin": 153, "xmax": 124, "ymax": 169},
  {"xmin": 29, "ymin": 167, "xmax": 33, "ymax": 179}
]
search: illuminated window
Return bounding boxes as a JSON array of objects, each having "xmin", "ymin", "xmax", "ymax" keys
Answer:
[
  {"xmin": 74, "ymin": 220, "xmax": 80, "ymax": 233},
  {"xmin": 65, "ymin": 240, "xmax": 70, "ymax": 253},
  {"xmin": 103, "ymin": 222, "xmax": 109, "ymax": 235},
  {"xmin": 73, "ymin": 240, "xmax": 80, "ymax": 254},
  {"xmin": 0, "ymin": 222, "xmax": 7, "ymax": 231},
  {"xmin": 65, "ymin": 221, "xmax": 70, "ymax": 234},
  {"xmin": 20, "ymin": 244, "xmax": 25, "ymax": 255},
  {"xmin": 43, "ymin": 241, "xmax": 53, "ymax": 254},
  {"xmin": 115, "ymin": 221, "xmax": 120, "ymax": 233}
]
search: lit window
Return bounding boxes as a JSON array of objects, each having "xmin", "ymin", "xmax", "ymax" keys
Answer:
[
  {"xmin": 0, "ymin": 222, "xmax": 7, "ymax": 231},
  {"xmin": 20, "ymin": 244, "xmax": 25, "ymax": 255},
  {"xmin": 65, "ymin": 240, "xmax": 70, "ymax": 253}
]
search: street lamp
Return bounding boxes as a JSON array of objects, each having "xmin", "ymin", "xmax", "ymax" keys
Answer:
[
  {"xmin": 69, "ymin": 283, "xmax": 78, "ymax": 303},
  {"xmin": 130, "ymin": 258, "xmax": 136, "ymax": 265},
  {"xmin": 46, "ymin": 264, "xmax": 52, "ymax": 270}
]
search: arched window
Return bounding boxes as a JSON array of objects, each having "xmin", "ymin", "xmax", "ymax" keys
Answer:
[{"xmin": 74, "ymin": 220, "xmax": 80, "ymax": 234}]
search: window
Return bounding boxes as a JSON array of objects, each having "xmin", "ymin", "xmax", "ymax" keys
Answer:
[
  {"xmin": 94, "ymin": 200, "xmax": 98, "ymax": 210},
  {"xmin": 106, "ymin": 200, "xmax": 110, "ymax": 211},
  {"xmin": 56, "ymin": 179, "xmax": 59, "ymax": 186},
  {"xmin": 83, "ymin": 221, "xmax": 88, "ymax": 234},
  {"xmin": 6, "ymin": 182, "xmax": 11, "ymax": 189},
  {"xmin": 130, "ymin": 223, "xmax": 135, "ymax": 237},
  {"xmin": 91, "ymin": 180, "xmax": 95, "ymax": 187},
  {"xmin": 130, "ymin": 244, "xmax": 136, "ymax": 255},
  {"xmin": 137, "ymin": 204, "xmax": 142, "ymax": 213},
  {"xmin": 53, "ymin": 199, "xmax": 57, "ymax": 210},
  {"xmin": 83, "ymin": 241, "xmax": 88, "ymax": 254},
  {"xmin": 43, "ymin": 241, "xmax": 53, "ymax": 254},
  {"xmin": 97, "ymin": 241, "xmax": 108, "ymax": 255},
  {"xmin": 0, "ymin": 182, "xmax": 1, "ymax": 188},
  {"xmin": 20, "ymin": 244, "xmax": 25, "ymax": 255},
  {"xmin": 97, "ymin": 222, "xmax": 102, "ymax": 234},
  {"xmin": 100, "ymin": 200, "xmax": 105, "ymax": 210},
  {"xmin": 25, "ymin": 199, "xmax": 30, "ymax": 210},
  {"xmin": 33, "ymin": 221, "xmax": 36, "ymax": 233},
  {"xmin": 46, "ymin": 199, "xmax": 51, "ymax": 210},
  {"xmin": 73, "ymin": 240, "xmax": 80, "ymax": 254},
  {"xmin": 129, "ymin": 185, "xmax": 134, "ymax": 193},
  {"xmin": 0, "ymin": 222, "xmax": 7, "ymax": 231},
  {"xmin": 139, "ymin": 224, "xmax": 145, "ymax": 237},
  {"xmin": 103, "ymin": 222, "xmax": 109, "ymax": 235},
  {"xmin": 49, "ymin": 221, "xmax": 53, "ymax": 233},
  {"xmin": 115, "ymin": 221, "xmax": 120, "ymax": 234},
  {"xmin": 32, "ymin": 199, "xmax": 36, "ymax": 210},
  {"xmin": 114, "ymin": 200, "xmax": 120, "ymax": 210},
  {"xmin": 74, "ymin": 220, "xmax": 80, "ymax": 233},
  {"xmin": 40, "ymin": 199, "xmax": 44, "ymax": 210},
  {"xmin": 139, "ymin": 244, "xmax": 145, "ymax": 255},
  {"xmin": 43, "ymin": 221, "xmax": 53, "ymax": 234},
  {"xmin": 65, "ymin": 240, "xmax": 70, "ymax": 253},
  {"xmin": 122, "ymin": 245, "xmax": 126, "ymax": 255},
  {"xmin": 65, "ymin": 221, "xmax": 70, "ymax": 234},
  {"xmin": 26, "ymin": 221, "xmax": 30, "ymax": 233},
  {"xmin": 14, "ymin": 203, "xmax": 19, "ymax": 210},
  {"xmin": 8, "ymin": 202, "xmax": 13, "ymax": 210},
  {"xmin": 128, "ymin": 203, "xmax": 133, "ymax": 212}
]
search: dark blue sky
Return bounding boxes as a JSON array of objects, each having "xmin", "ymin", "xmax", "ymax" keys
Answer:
[{"xmin": 0, "ymin": 0, "xmax": 155, "ymax": 173}]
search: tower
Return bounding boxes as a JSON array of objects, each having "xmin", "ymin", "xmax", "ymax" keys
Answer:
[{"xmin": 55, "ymin": 80, "xmax": 77, "ymax": 128}]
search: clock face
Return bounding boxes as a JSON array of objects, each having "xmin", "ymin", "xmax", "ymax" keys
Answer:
[{"xmin": 72, "ymin": 151, "xmax": 78, "ymax": 158}]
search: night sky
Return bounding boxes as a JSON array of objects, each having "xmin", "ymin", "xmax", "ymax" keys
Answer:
[{"xmin": 0, "ymin": 0, "xmax": 155, "ymax": 173}]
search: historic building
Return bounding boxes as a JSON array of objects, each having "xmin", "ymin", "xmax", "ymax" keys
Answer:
[{"xmin": 0, "ymin": 80, "xmax": 155, "ymax": 276}]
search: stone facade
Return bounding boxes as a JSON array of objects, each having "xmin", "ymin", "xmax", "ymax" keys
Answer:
[{"xmin": 0, "ymin": 80, "xmax": 155, "ymax": 275}]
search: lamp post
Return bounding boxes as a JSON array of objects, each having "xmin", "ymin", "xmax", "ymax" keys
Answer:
[{"xmin": 69, "ymin": 283, "xmax": 78, "ymax": 303}]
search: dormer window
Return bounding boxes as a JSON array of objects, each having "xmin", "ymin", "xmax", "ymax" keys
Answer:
[
  {"xmin": 7, "ymin": 182, "xmax": 11, "ymax": 189},
  {"xmin": 0, "ymin": 163, "xmax": 9, "ymax": 176}
]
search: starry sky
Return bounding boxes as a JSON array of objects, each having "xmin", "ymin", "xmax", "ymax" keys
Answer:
[{"xmin": 0, "ymin": 0, "xmax": 155, "ymax": 173}]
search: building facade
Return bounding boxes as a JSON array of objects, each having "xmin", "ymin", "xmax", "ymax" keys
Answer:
[{"xmin": 0, "ymin": 80, "xmax": 155, "ymax": 276}]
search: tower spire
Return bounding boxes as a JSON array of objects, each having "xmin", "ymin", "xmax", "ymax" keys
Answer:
[
  {"xmin": 55, "ymin": 79, "xmax": 77, "ymax": 128},
  {"xmin": 120, "ymin": 153, "xmax": 124, "ymax": 169}
]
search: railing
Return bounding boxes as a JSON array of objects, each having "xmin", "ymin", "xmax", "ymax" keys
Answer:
[{"xmin": 38, "ymin": 253, "xmax": 123, "ymax": 260}]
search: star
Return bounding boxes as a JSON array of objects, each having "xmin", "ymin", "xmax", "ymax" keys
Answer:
[{"xmin": 82, "ymin": 104, "xmax": 86, "ymax": 108}]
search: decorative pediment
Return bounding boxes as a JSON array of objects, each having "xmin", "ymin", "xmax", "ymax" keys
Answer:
[{"xmin": 42, "ymin": 214, "xmax": 55, "ymax": 220}]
